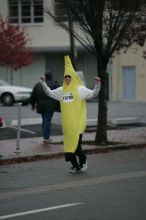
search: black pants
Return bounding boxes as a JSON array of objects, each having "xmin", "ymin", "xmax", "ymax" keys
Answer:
[{"xmin": 70, "ymin": 134, "xmax": 86, "ymax": 169}]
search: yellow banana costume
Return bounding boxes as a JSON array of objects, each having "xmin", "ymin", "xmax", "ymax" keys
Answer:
[{"xmin": 61, "ymin": 55, "xmax": 86, "ymax": 153}]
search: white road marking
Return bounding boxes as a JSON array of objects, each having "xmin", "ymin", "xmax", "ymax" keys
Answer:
[
  {"xmin": 0, "ymin": 203, "xmax": 82, "ymax": 219},
  {"xmin": 10, "ymin": 126, "xmax": 36, "ymax": 134},
  {"xmin": 11, "ymin": 118, "xmax": 41, "ymax": 126}
]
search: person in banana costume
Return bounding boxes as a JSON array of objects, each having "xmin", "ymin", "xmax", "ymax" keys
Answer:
[{"xmin": 40, "ymin": 55, "xmax": 101, "ymax": 173}]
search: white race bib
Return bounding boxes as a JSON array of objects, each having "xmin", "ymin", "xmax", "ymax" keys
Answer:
[{"xmin": 63, "ymin": 92, "xmax": 74, "ymax": 103}]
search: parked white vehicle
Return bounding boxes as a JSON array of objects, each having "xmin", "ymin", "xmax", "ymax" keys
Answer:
[{"xmin": 0, "ymin": 79, "xmax": 32, "ymax": 106}]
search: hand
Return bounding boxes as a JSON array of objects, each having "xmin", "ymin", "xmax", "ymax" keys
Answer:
[
  {"xmin": 40, "ymin": 76, "xmax": 45, "ymax": 82},
  {"xmin": 94, "ymin": 76, "xmax": 101, "ymax": 84},
  {"xmin": 31, "ymin": 106, "xmax": 35, "ymax": 111}
]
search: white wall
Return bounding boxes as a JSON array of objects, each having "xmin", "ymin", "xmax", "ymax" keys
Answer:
[{"xmin": 0, "ymin": 0, "xmax": 83, "ymax": 48}]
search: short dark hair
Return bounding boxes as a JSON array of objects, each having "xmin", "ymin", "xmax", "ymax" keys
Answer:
[{"xmin": 45, "ymin": 71, "xmax": 53, "ymax": 80}]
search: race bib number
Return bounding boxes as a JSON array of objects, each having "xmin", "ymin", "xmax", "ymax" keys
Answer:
[{"xmin": 63, "ymin": 92, "xmax": 74, "ymax": 103}]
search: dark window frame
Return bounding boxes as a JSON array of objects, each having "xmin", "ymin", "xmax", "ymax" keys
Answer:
[
  {"xmin": 8, "ymin": 0, "xmax": 44, "ymax": 24},
  {"xmin": 54, "ymin": 0, "xmax": 81, "ymax": 22}
]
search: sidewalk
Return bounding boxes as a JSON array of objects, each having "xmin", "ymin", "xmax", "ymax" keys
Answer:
[{"xmin": 1, "ymin": 126, "xmax": 146, "ymax": 165}]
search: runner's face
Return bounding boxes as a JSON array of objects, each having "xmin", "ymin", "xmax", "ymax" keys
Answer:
[{"xmin": 64, "ymin": 75, "xmax": 71, "ymax": 85}]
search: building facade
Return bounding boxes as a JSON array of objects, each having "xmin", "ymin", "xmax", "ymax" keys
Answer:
[{"xmin": 0, "ymin": 0, "xmax": 146, "ymax": 102}]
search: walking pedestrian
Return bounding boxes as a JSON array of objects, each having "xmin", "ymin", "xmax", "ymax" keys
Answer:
[
  {"xmin": 30, "ymin": 71, "xmax": 60, "ymax": 143},
  {"xmin": 40, "ymin": 55, "xmax": 101, "ymax": 172}
]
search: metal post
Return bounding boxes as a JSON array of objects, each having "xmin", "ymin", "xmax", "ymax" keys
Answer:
[{"xmin": 16, "ymin": 103, "xmax": 22, "ymax": 152}]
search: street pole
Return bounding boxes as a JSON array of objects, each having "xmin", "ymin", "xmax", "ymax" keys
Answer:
[{"xmin": 15, "ymin": 102, "xmax": 22, "ymax": 153}]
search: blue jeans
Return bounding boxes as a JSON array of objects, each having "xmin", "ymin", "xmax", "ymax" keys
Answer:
[{"xmin": 41, "ymin": 112, "xmax": 54, "ymax": 140}]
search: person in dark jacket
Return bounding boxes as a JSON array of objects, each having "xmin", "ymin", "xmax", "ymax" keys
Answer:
[{"xmin": 30, "ymin": 71, "xmax": 60, "ymax": 143}]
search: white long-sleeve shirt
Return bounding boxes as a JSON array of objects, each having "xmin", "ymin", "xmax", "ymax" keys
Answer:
[{"xmin": 40, "ymin": 81, "xmax": 100, "ymax": 101}]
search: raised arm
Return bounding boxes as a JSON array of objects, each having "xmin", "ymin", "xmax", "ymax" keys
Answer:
[
  {"xmin": 40, "ymin": 79, "xmax": 62, "ymax": 101},
  {"xmin": 78, "ymin": 76, "xmax": 101, "ymax": 100}
]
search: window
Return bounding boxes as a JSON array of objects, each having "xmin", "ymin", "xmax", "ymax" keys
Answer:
[
  {"xmin": 9, "ymin": 0, "xmax": 44, "ymax": 24},
  {"xmin": 54, "ymin": 0, "xmax": 81, "ymax": 22},
  {"xmin": 54, "ymin": 0, "xmax": 68, "ymax": 21}
]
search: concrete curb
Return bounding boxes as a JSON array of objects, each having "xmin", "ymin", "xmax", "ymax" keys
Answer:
[{"xmin": 1, "ymin": 142, "xmax": 146, "ymax": 166}]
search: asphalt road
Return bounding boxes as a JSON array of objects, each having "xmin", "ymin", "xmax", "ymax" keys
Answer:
[
  {"xmin": 0, "ymin": 101, "xmax": 146, "ymax": 139},
  {"xmin": 1, "ymin": 101, "xmax": 146, "ymax": 126},
  {"xmin": 0, "ymin": 148, "xmax": 146, "ymax": 220}
]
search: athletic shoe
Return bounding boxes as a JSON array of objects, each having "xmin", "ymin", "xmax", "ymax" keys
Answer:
[
  {"xmin": 69, "ymin": 167, "xmax": 81, "ymax": 173},
  {"xmin": 80, "ymin": 160, "xmax": 88, "ymax": 171},
  {"xmin": 43, "ymin": 138, "xmax": 52, "ymax": 144}
]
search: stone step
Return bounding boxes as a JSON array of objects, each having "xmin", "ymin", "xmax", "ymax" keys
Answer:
[{"xmin": 110, "ymin": 117, "xmax": 141, "ymax": 125}]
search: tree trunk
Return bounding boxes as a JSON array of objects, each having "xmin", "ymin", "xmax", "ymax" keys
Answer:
[{"xmin": 95, "ymin": 64, "xmax": 109, "ymax": 145}]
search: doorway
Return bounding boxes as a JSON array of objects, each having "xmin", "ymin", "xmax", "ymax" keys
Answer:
[{"xmin": 122, "ymin": 66, "xmax": 136, "ymax": 100}]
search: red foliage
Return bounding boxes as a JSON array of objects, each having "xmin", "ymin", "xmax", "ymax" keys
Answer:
[
  {"xmin": 0, "ymin": 18, "xmax": 34, "ymax": 70},
  {"xmin": 0, "ymin": 117, "xmax": 4, "ymax": 127}
]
